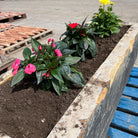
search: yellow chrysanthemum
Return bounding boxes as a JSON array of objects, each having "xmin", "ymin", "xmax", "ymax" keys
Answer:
[
  {"xmin": 99, "ymin": 0, "xmax": 110, "ymax": 5},
  {"xmin": 94, "ymin": 14, "xmax": 98, "ymax": 17},
  {"xmin": 111, "ymin": 2, "xmax": 114, "ymax": 5}
]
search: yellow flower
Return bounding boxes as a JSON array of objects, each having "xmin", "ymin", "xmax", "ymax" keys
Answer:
[
  {"xmin": 111, "ymin": 2, "xmax": 114, "ymax": 5},
  {"xmin": 99, "ymin": 0, "xmax": 110, "ymax": 5},
  {"xmin": 95, "ymin": 14, "xmax": 98, "ymax": 17}
]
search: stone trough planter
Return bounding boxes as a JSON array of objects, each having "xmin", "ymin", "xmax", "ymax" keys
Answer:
[
  {"xmin": 47, "ymin": 23, "xmax": 138, "ymax": 138},
  {"xmin": 0, "ymin": 23, "xmax": 138, "ymax": 138}
]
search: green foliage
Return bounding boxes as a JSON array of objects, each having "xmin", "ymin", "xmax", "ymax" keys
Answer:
[
  {"xmin": 11, "ymin": 38, "xmax": 84, "ymax": 95},
  {"xmin": 60, "ymin": 19, "xmax": 98, "ymax": 61},
  {"xmin": 89, "ymin": 3, "xmax": 123, "ymax": 38},
  {"xmin": 11, "ymin": 69, "xmax": 25, "ymax": 87}
]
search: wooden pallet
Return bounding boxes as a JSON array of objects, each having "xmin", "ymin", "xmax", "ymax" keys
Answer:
[
  {"xmin": 0, "ymin": 25, "xmax": 53, "ymax": 55},
  {"xmin": 0, "ymin": 56, "xmax": 15, "ymax": 73},
  {"xmin": 107, "ymin": 67, "xmax": 138, "ymax": 138},
  {"xmin": 0, "ymin": 23, "xmax": 15, "ymax": 32},
  {"xmin": 0, "ymin": 12, "xmax": 26, "ymax": 23}
]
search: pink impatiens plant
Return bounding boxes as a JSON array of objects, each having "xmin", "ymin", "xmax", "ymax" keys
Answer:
[
  {"xmin": 11, "ymin": 38, "xmax": 84, "ymax": 95},
  {"xmin": 12, "ymin": 59, "xmax": 21, "ymax": 76},
  {"xmin": 24, "ymin": 64, "xmax": 36, "ymax": 74}
]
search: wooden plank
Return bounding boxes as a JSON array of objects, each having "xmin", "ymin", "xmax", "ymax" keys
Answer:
[
  {"xmin": 0, "ymin": 12, "xmax": 26, "ymax": 23},
  {"xmin": 130, "ymin": 67, "xmax": 138, "ymax": 78},
  {"xmin": 118, "ymin": 97, "xmax": 138, "ymax": 114},
  {"xmin": 123, "ymin": 86, "xmax": 138, "ymax": 100},
  {"xmin": 131, "ymin": 67, "xmax": 138, "ymax": 71},
  {"xmin": 127, "ymin": 77, "xmax": 138, "ymax": 87},
  {"xmin": 0, "ymin": 58, "xmax": 15, "ymax": 72},
  {"xmin": 112, "ymin": 110, "xmax": 138, "ymax": 126},
  {"xmin": 111, "ymin": 117, "xmax": 138, "ymax": 135},
  {"xmin": 107, "ymin": 127, "xmax": 137, "ymax": 138}
]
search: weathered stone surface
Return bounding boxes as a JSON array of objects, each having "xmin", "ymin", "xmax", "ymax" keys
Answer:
[{"xmin": 47, "ymin": 23, "xmax": 138, "ymax": 138}]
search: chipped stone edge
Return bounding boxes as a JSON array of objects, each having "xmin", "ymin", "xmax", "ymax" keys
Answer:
[{"xmin": 47, "ymin": 23, "xmax": 138, "ymax": 138}]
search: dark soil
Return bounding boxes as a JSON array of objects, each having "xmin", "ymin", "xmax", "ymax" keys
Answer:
[{"xmin": 0, "ymin": 26, "xmax": 129, "ymax": 138}]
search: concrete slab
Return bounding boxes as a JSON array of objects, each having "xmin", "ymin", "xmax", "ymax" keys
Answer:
[{"xmin": 0, "ymin": 0, "xmax": 138, "ymax": 63}]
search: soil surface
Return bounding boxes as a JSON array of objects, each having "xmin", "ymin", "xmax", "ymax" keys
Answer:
[{"xmin": 0, "ymin": 26, "xmax": 129, "ymax": 138}]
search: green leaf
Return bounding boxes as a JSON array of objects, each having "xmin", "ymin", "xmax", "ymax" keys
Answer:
[
  {"xmin": 81, "ymin": 17, "xmax": 87, "ymax": 26},
  {"xmin": 31, "ymin": 38, "xmax": 41, "ymax": 53},
  {"xmin": 51, "ymin": 69, "xmax": 64, "ymax": 83},
  {"xmin": 36, "ymin": 71, "xmax": 43, "ymax": 84},
  {"xmin": 84, "ymin": 41, "xmax": 88, "ymax": 50},
  {"xmin": 61, "ymin": 84, "xmax": 68, "ymax": 92},
  {"xmin": 104, "ymin": 32, "xmax": 110, "ymax": 36},
  {"xmin": 62, "ymin": 49, "xmax": 76, "ymax": 55},
  {"xmin": 30, "ymin": 55, "xmax": 37, "ymax": 63},
  {"xmin": 79, "ymin": 40, "xmax": 84, "ymax": 49},
  {"xmin": 85, "ymin": 38, "xmax": 98, "ymax": 57},
  {"xmin": 52, "ymin": 79, "xmax": 62, "ymax": 95},
  {"xmin": 71, "ymin": 73, "xmax": 84, "ymax": 86},
  {"xmin": 71, "ymin": 68, "xmax": 83, "ymax": 80},
  {"xmin": 73, "ymin": 39, "xmax": 78, "ymax": 45},
  {"xmin": 23, "ymin": 47, "xmax": 31, "ymax": 60},
  {"xmin": 110, "ymin": 27, "xmax": 120, "ymax": 34},
  {"xmin": 64, "ymin": 56, "xmax": 81, "ymax": 65},
  {"xmin": 35, "ymin": 64, "xmax": 46, "ymax": 70},
  {"xmin": 61, "ymin": 64, "xmax": 71, "ymax": 79},
  {"xmin": 41, "ymin": 79, "xmax": 51, "ymax": 90},
  {"xmin": 62, "ymin": 64, "xmax": 70, "ymax": 74},
  {"xmin": 55, "ymin": 41, "xmax": 68, "ymax": 50},
  {"xmin": 61, "ymin": 64, "xmax": 84, "ymax": 87},
  {"xmin": 81, "ymin": 53, "xmax": 85, "ymax": 61},
  {"xmin": 11, "ymin": 69, "xmax": 25, "ymax": 87}
]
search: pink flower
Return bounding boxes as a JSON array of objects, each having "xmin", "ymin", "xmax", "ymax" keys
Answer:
[
  {"xmin": 12, "ymin": 69, "xmax": 18, "ymax": 76},
  {"xmin": 42, "ymin": 73, "xmax": 46, "ymax": 76},
  {"xmin": 24, "ymin": 64, "xmax": 36, "ymax": 74},
  {"xmin": 12, "ymin": 59, "xmax": 21, "ymax": 70},
  {"xmin": 68, "ymin": 23, "xmax": 78, "ymax": 28},
  {"xmin": 52, "ymin": 43, "xmax": 56, "ymax": 48},
  {"xmin": 39, "ymin": 45, "xmax": 42, "ymax": 51},
  {"xmin": 32, "ymin": 48, "xmax": 34, "ymax": 52},
  {"xmin": 46, "ymin": 73, "xmax": 50, "ymax": 77},
  {"xmin": 42, "ymin": 72, "xmax": 50, "ymax": 77},
  {"xmin": 81, "ymin": 31, "xmax": 85, "ymax": 36},
  {"xmin": 54, "ymin": 49, "xmax": 62, "ymax": 57},
  {"xmin": 48, "ymin": 38, "xmax": 54, "ymax": 44},
  {"xmin": 32, "ymin": 48, "xmax": 37, "ymax": 55}
]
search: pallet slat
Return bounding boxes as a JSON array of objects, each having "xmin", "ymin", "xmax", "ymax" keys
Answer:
[
  {"xmin": 117, "ymin": 97, "xmax": 138, "ymax": 114},
  {"xmin": 0, "ymin": 57, "xmax": 15, "ymax": 72},
  {"xmin": 127, "ymin": 77, "xmax": 138, "ymax": 87},
  {"xmin": 123, "ymin": 86, "xmax": 138, "ymax": 100},
  {"xmin": 111, "ymin": 117, "xmax": 138, "ymax": 134},
  {"xmin": 107, "ymin": 127, "xmax": 137, "ymax": 138},
  {"xmin": 113, "ymin": 110, "xmax": 138, "ymax": 124},
  {"xmin": 107, "ymin": 67, "xmax": 138, "ymax": 137},
  {"xmin": 0, "ymin": 12, "xmax": 26, "ymax": 23},
  {"xmin": 0, "ymin": 25, "xmax": 53, "ymax": 55},
  {"xmin": 130, "ymin": 67, "xmax": 138, "ymax": 78}
]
